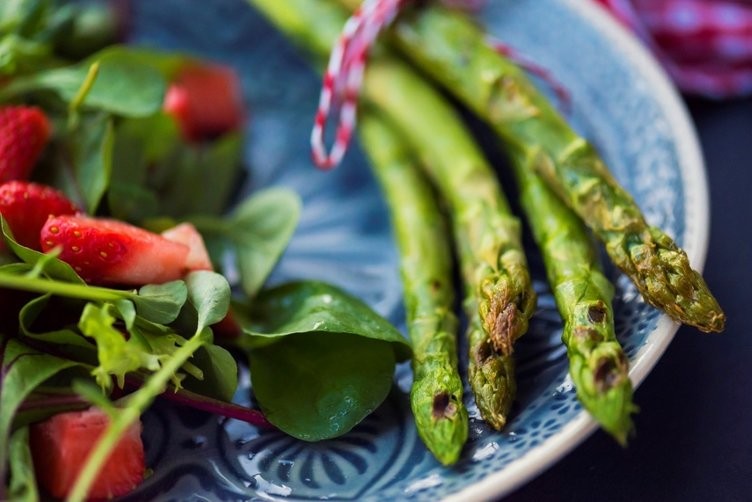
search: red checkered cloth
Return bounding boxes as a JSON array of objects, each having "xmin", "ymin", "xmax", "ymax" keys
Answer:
[{"xmin": 595, "ymin": 0, "xmax": 752, "ymax": 98}]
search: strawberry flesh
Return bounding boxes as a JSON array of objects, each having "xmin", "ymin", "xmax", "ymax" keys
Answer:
[
  {"xmin": 41, "ymin": 215, "xmax": 190, "ymax": 285},
  {"xmin": 0, "ymin": 106, "xmax": 51, "ymax": 183},
  {"xmin": 30, "ymin": 407, "xmax": 145, "ymax": 501},
  {"xmin": 0, "ymin": 181, "xmax": 78, "ymax": 250},
  {"xmin": 161, "ymin": 222, "xmax": 213, "ymax": 271},
  {"xmin": 163, "ymin": 63, "xmax": 245, "ymax": 141}
]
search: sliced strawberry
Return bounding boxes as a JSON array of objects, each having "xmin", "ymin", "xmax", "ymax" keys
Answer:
[
  {"xmin": 30, "ymin": 407, "xmax": 145, "ymax": 500},
  {"xmin": 163, "ymin": 63, "xmax": 245, "ymax": 142},
  {"xmin": 0, "ymin": 181, "xmax": 79, "ymax": 250},
  {"xmin": 40, "ymin": 215, "xmax": 190, "ymax": 285},
  {"xmin": 0, "ymin": 106, "xmax": 51, "ymax": 183},
  {"xmin": 161, "ymin": 222, "xmax": 213, "ymax": 271}
]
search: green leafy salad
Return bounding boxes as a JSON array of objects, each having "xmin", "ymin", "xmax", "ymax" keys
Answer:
[{"xmin": 0, "ymin": 2, "xmax": 409, "ymax": 500}]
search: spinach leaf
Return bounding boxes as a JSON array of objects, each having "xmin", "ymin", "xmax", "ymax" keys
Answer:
[
  {"xmin": 185, "ymin": 271, "xmax": 231, "ymax": 334},
  {"xmin": 133, "ymin": 280, "xmax": 187, "ymax": 325},
  {"xmin": 196, "ymin": 188, "xmax": 301, "ymax": 297},
  {"xmin": 7, "ymin": 427, "xmax": 38, "ymax": 502},
  {"xmin": 182, "ymin": 343, "xmax": 238, "ymax": 402},
  {"xmin": 250, "ymin": 332, "xmax": 395, "ymax": 441},
  {"xmin": 3, "ymin": 45, "xmax": 166, "ymax": 116},
  {"xmin": 247, "ymin": 281, "xmax": 411, "ymax": 360},
  {"xmin": 242, "ymin": 281, "xmax": 410, "ymax": 441}
]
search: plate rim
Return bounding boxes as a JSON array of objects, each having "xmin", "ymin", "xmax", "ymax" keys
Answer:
[{"xmin": 445, "ymin": 1, "xmax": 710, "ymax": 500}]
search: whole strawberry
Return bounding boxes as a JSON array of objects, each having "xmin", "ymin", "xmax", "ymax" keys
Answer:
[
  {"xmin": 0, "ymin": 181, "xmax": 78, "ymax": 250},
  {"xmin": 163, "ymin": 63, "xmax": 245, "ymax": 142},
  {"xmin": 0, "ymin": 106, "xmax": 52, "ymax": 183}
]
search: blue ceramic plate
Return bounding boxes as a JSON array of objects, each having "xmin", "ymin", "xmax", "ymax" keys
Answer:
[{"xmin": 122, "ymin": 0, "xmax": 709, "ymax": 499}]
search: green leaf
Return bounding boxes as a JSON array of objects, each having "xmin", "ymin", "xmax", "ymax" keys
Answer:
[
  {"xmin": 105, "ymin": 47, "xmax": 189, "ymax": 81},
  {"xmin": 3, "ymin": 45, "xmax": 166, "ymax": 116},
  {"xmin": 72, "ymin": 114, "xmax": 114, "ymax": 214},
  {"xmin": 7, "ymin": 427, "xmax": 39, "ymax": 502},
  {"xmin": 71, "ymin": 379, "xmax": 116, "ymax": 415},
  {"xmin": 196, "ymin": 188, "xmax": 301, "ymax": 297},
  {"xmin": 109, "ymin": 112, "xmax": 243, "ymax": 222},
  {"xmin": 185, "ymin": 271, "xmax": 231, "ymax": 334},
  {"xmin": 241, "ymin": 281, "xmax": 410, "ymax": 441},
  {"xmin": 182, "ymin": 343, "xmax": 238, "ymax": 402},
  {"xmin": 133, "ymin": 280, "xmax": 187, "ymax": 325},
  {"xmin": 106, "ymin": 183, "xmax": 160, "ymax": 222},
  {"xmin": 247, "ymin": 281, "xmax": 411, "ymax": 360},
  {"xmin": 113, "ymin": 299, "xmax": 136, "ymax": 330},
  {"xmin": 231, "ymin": 189, "xmax": 301, "ymax": 297},
  {"xmin": 0, "ymin": 33, "xmax": 52, "ymax": 77},
  {"xmin": 250, "ymin": 332, "xmax": 395, "ymax": 441},
  {"xmin": 19, "ymin": 294, "xmax": 94, "ymax": 350},
  {"xmin": 159, "ymin": 132, "xmax": 244, "ymax": 217},
  {"xmin": 0, "ymin": 338, "xmax": 78, "ymax": 480},
  {"xmin": 108, "ymin": 113, "xmax": 176, "ymax": 221},
  {"xmin": 0, "ymin": 0, "xmax": 50, "ymax": 35},
  {"xmin": 78, "ymin": 303, "xmax": 158, "ymax": 390}
]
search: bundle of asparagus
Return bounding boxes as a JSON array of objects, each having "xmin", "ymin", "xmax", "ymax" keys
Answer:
[
  {"xmin": 246, "ymin": 0, "xmax": 724, "ymax": 463},
  {"xmin": 351, "ymin": 0, "xmax": 725, "ymax": 334}
]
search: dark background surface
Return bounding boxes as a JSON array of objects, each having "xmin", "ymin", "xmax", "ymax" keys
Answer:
[{"xmin": 507, "ymin": 97, "xmax": 752, "ymax": 501}]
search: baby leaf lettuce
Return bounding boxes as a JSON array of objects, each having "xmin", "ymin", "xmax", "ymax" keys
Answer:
[
  {"xmin": 78, "ymin": 303, "xmax": 160, "ymax": 390},
  {"xmin": 241, "ymin": 281, "xmax": 411, "ymax": 441}
]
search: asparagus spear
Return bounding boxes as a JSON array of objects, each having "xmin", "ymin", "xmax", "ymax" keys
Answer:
[
  {"xmin": 511, "ymin": 148, "xmax": 635, "ymax": 443},
  {"xmin": 359, "ymin": 111, "xmax": 468, "ymax": 464},
  {"xmin": 363, "ymin": 59, "xmax": 534, "ymax": 429},
  {"xmin": 247, "ymin": 0, "xmax": 536, "ymax": 429},
  {"xmin": 347, "ymin": 1, "xmax": 724, "ymax": 333}
]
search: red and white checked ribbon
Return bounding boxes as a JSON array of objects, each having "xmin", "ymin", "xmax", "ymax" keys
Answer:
[
  {"xmin": 311, "ymin": 0, "xmax": 407, "ymax": 170},
  {"xmin": 311, "ymin": 0, "xmax": 568, "ymax": 170},
  {"xmin": 595, "ymin": 0, "xmax": 752, "ymax": 98}
]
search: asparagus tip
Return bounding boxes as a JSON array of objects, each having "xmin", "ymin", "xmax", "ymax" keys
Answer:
[{"xmin": 410, "ymin": 386, "xmax": 469, "ymax": 466}]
